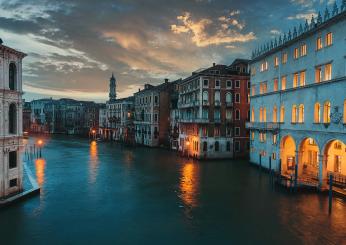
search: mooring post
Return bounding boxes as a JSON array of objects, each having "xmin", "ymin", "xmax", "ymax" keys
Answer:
[
  {"xmin": 329, "ymin": 173, "xmax": 333, "ymax": 214},
  {"xmin": 259, "ymin": 154, "xmax": 262, "ymax": 171},
  {"xmin": 294, "ymin": 163, "xmax": 298, "ymax": 192}
]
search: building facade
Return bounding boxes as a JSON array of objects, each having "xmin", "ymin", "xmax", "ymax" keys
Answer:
[
  {"xmin": 247, "ymin": 2, "xmax": 346, "ymax": 189},
  {"xmin": 0, "ymin": 41, "xmax": 26, "ymax": 198},
  {"xmin": 178, "ymin": 61, "xmax": 250, "ymax": 159}
]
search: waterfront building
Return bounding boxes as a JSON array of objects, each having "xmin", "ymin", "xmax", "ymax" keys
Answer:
[
  {"xmin": 247, "ymin": 1, "xmax": 346, "ymax": 188},
  {"xmin": 23, "ymin": 101, "xmax": 31, "ymax": 133},
  {"xmin": 178, "ymin": 60, "xmax": 250, "ymax": 159},
  {"xmin": 134, "ymin": 79, "xmax": 179, "ymax": 147},
  {"xmin": 169, "ymin": 83, "xmax": 180, "ymax": 150},
  {"xmin": 0, "ymin": 40, "xmax": 26, "ymax": 198}
]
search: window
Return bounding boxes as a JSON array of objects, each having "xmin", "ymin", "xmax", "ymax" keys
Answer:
[
  {"xmin": 214, "ymin": 109, "xmax": 221, "ymax": 120},
  {"xmin": 272, "ymin": 134, "xmax": 277, "ymax": 145},
  {"xmin": 226, "ymin": 127, "xmax": 232, "ymax": 136},
  {"xmin": 215, "ymin": 141, "xmax": 219, "ymax": 152},
  {"xmin": 235, "ymin": 93, "xmax": 240, "ymax": 103},
  {"xmin": 316, "ymin": 37, "xmax": 323, "ymax": 50},
  {"xmin": 9, "ymin": 63, "xmax": 17, "ymax": 91},
  {"xmin": 281, "ymin": 76, "xmax": 287, "ymax": 90},
  {"xmin": 259, "ymin": 82, "xmax": 267, "ymax": 94},
  {"xmin": 293, "ymin": 73, "xmax": 298, "ymax": 88},
  {"xmin": 203, "ymin": 79, "xmax": 209, "ymax": 87},
  {"xmin": 226, "ymin": 109, "xmax": 232, "ymax": 120},
  {"xmin": 251, "ymin": 131, "xmax": 255, "ymax": 141},
  {"xmin": 235, "ymin": 109, "xmax": 240, "ymax": 120},
  {"xmin": 234, "ymin": 141, "xmax": 240, "ymax": 152},
  {"xmin": 294, "ymin": 48, "xmax": 299, "ymax": 59},
  {"xmin": 226, "ymin": 92, "xmax": 232, "ymax": 104},
  {"xmin": 9, "ymin": 151, "xmax": 17, "ymax": 169},
  {"xmin": 154, "ymin": 113, "xmax": 158, "ymax": 122},
  {"xmin": 325, "ymin": 63, "xmax": 332, "ymax": 81},
  {"xmin": 226, "ymin": 80, "xmax": 232, "ymax": 88},
  {"xmin": 326, "ymin": 32, "xmax": 333, "ymax": 47},
  {"xmin": 215, "ymin": 80, "xmax": 220, "ymax": 87},
  {"xmin": 247, "ymin": 81, "xmax": 250, "ymax": 89},
  {"xmin": 274, "ymin": 56, "xmax": 279, "ymax": 67},
  {"xmin": 251, "ymin": 85, "xmax": 256, "ymax": 96},
  {"xmin": 260, "ymin": 61, "xmax": 268, "ymax": 72},
  {"xmin": 300, "ymin": 43, "xmax": 307, "ymax": 56},
  {"xmin": 272, "ymin": 153, "xmax": 277, "ymax": 160},
  {"xmin": 259, "ymin": 107, "xmax": 263, "ymax": 122},
  {"xmin": 300, "ymin": 71, "xmax": 306, "ymax": 86},
  {"xmin": 298, "ymin": 104, "xmax": 304, "ymax": 123},
  {"xmin": 323, "ymin": 101, "xmax": 331, "ymax": 123},
  {"xmin": 154, "ymin": 96, "xmax": 158, "ymax": 105},
  {"xmin": 273, "ymin": 106, "xmax": 277, "ymax": 123},
  {"xmin": 203, "ymin": 142, "xmax": 207, "ymax": 152},
  {"xmin": 9, "ymin": 178, "xmax": 17, "ymax": 188},
  {"xmin": 214, "ymin": 127, "xmax": 220, "ymax": 137},
  {"xmin": 314, "ymin": 103, "xmax": 321, "ymax": 123},
  {"xmin": 251, "ymin": 107, "xmax": 255, "ymax": 122},
  {"xmin": 292, "ymin": 105, "xmax": 297, "ymax": 123},
  {"xmin": 273, "ymin": 78, "xmax": 278, "ymax": 92},
  {"xmin": 9, "ymin": 104, "xmax": 17, "ymax": 134},
  {"xmin": 235, "ymin": 80, "xmax": 240, "ymax": 88},
  {"xmin": 280, "ymin": 106, "xmax": 285, "ymax": 123},
  {"xmin": 282, "ymin": 52, "xmax": 288, "ymax": 64},
  {"xmin": 226, "ymin": 142, "xmax": 231, "ymax": 152},
  {"xmin": 214, "ymin": 91, "xmax": 220, "ymax": 103},
  {"xmin": 203, "ymin": 91, "xmax": 209, "ymax": 103},
  {"xmin": 235, "ymin": 127, "xmax": 240, "ymax": 136},
  {"xmin": 315, "ymin": 66, "xmax": 322, "ymax": 83},
  {"xmin": 259, "ymin": 133, "xmax": 266, "ymax": 142}
]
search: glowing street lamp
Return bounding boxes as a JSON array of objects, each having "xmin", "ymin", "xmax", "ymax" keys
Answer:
[{"xmin": 37, "ymin": 139, "xmax": 43, "ymax": 158}]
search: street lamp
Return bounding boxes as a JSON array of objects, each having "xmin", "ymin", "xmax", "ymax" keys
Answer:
[{"xmin": 37, "ymin": 139, "xmax": 43, "ymax": 158}]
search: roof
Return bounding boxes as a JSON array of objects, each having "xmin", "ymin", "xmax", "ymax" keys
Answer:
[
  {"xmin": 0, "ymin": 43, "xmax": 27, "ymax": 58},
  {"xmin": 135, "ymin": 78, "xmax": 182, "ymax": 95}
]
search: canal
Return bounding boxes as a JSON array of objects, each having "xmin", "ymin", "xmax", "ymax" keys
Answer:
[{"xmin": 1, "ymin": 135, "xmax": 345, "ymax": 244}]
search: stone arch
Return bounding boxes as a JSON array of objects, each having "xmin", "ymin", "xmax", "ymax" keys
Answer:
[
  {"xmin": 280, "ymin": 135, "xmax": 296, "ymax": 176},
  {"xmin": 323, "ymin": 139, "xmax": 346, "ymax": 177},
  {"xmin": 298, "ymin": 137, "xmax": 320, "ymax": 179}
]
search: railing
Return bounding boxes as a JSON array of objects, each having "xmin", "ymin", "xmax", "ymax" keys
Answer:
[
  {"xmin": 328, "ymin": 171, "xmax": 346, "ymax": 188},
  {"xmin": 246, "ymin": 122, "xmax": 280, "ymax": 131},
  {"xmin": 225, "ymin": 102, "xmax": 233, "ymax": 107},
  {"xmin": 179, "ymin": 118, "xmax": 209, "ymax": 123}
]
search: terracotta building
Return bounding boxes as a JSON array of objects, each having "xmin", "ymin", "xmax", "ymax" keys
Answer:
[{"xmin": 178, "ymin": 60, "xmax": 250, "ymax": 159}]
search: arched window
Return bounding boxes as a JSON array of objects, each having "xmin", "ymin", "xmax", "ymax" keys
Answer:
[
  {"xmin": 203, "ymin": 142, "xmax": 207, "ymax": 152},
  {"xmin": 9, "ymin": 63, "xmax": 17, "ymax": 90},
  {"xmin": 323, "ymin": 101, "xmax": 331, "ymax": 123},
  {"xmin": 235, "ymin": 109, "xmax": 240, "ymax": 120},
  {"xmin": 226, "ymin": 92, "xmax": 232, "ymax": 103},
  {"xmin": 314, "ymin": 103, "xmax": 321, "ymax": 123},
  {"xmin": 203, "ymin": 91, "xmax": 209, "ymax": 102},
  {"xmin": 259, "ymin": 107, "xmax": 263, "ymax": 122},
  {"xmin": 292, "ymin": 104, "xmax": 297, "ymax": 123},
  {"xmin": 263, "ymin": 107, "xmax": 267, "ymax": 122},
  {"xmin": 215, "ymin": 141, "xmax": 219, "ymax": 152},
  {"xmin": 272, "ymin": 106, "xmax": 277, "ymax": 123},
  {"xmin": 251, "ymin": 107, "xmax": 255, "ymax": 122},
  {"xmin": 344, "ymin": 100, "xmax": 346, "ymax": 123},
  {"xmin": 280, "ymin": 106, "xmax": 285, "ymax": 123},
  {"xmin": 9, "ymin": 103, "xmax": 17, "ymax": 134},
  {"xmin": 215, "ymin": 91, "xmax": 220, "ymax": 103},
  {"xmin": 298, "ymin": 104, "xmax": 304, "ymax": 123}
]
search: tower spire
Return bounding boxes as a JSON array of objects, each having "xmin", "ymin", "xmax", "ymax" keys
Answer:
[{"xmin": 109, "ymin": 72, "xmax": 116, "ymax": 102}]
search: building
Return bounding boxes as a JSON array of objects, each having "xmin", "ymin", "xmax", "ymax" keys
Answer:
[
  {"xmin": 169, "ymin": 82, "xmax": 181, "ymax": 150},
  {"xmin": 134, "ymin": 79, "xmax": 179, "ymax": 147},
  {"xmin": 0, "ymin": 40, "xmax": 26, "ymax": 198},
  {"xmin": 23, "ymin": 101, "xmax": 31, "ymax": 133},
  {"xmin": 178, "ymin": 61, "xmax": 250, "ymax": 159},
  {"xmin": 247, "ymin": 1, "xmax": 346, "ymax": 189}
]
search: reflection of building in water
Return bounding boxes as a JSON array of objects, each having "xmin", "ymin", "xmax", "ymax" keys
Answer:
[
  {"xmin": 35, "ymin": 159, "xmax": 46, "ymax": 187},
  {"xmin": 180, "ymin": 163, "xmax": 200, "ymax": 208},
  {"xmin": 89, "ymin": 141, "xmax": 99, "ymax": 184}
]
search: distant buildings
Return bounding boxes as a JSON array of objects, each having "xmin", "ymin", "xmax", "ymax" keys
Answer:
[
  {"xmin": 247, "ymin": 2, "xmax": 346, "ymax": 188},
  {"xmin": 178, "ymin": 61, "xmax": 250, "ymax": 159},
  {"xmin": 0, "ymin": 41, "xmax": 26, "ymax": 198}
]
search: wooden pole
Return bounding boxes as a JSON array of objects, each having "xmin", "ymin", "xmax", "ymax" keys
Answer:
[{"xmin": 329, "ymin": 174, "xmax": 333, "ymax": 214}]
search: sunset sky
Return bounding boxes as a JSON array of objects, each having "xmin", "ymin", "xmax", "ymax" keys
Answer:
[{"xmin": 0, "ymin": 0, "xmax": 332, "ymax": 102}]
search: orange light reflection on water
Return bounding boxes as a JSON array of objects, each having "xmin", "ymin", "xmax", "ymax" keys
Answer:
[
  {"xmin": 89, "ymin": 140, "xmax": 99, "ymax": 184},
  {"xmin": 35, "ymin": 158, "xmax": 46, "ymax": 187},
  {"xmin": 179, "ymin": 162, "xmax": 200, "ymax": 208}
]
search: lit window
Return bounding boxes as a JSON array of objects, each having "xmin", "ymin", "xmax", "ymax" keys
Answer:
[
  {"xmin": 259, "ymin": 107, "xmax": 263, "ymax": 122},
  {"xmin": 274, "ymin": 56, "xmax": 279, "ymax": 67},
  {"xmin": 292, "ymin": 105, "xmax": 297, "ymax": 123},
  {"xmin": 300, "ymin": 71, "xmax": 306, "ymax": 86},
  {"xmin": 251, "ymin": 131, "xmax": 255, "ymax": 141},
  {"xmin": 315, "ymin": 67, "xmax": 322, "ymax": 83},
  {"xmin": 314, "ymin": 103, "xmax": 321, "ymax": 123},
  {"xmin": 273, "ymin": 78, "xmax": 278, "ymax": 92},
  {"xmin": 282, "ymin": 52, "xmax": 288, "ymax": 64},
  {"xmin": 298, "ymin": 104, "xmax": 304, "ymax": 123},
  {"xmin": 323, "ymin": 101, "xmax": 331, "ymax": 123},
  {"xmin": 325, "ymin": 63, "xmax": 332, "ymax": 81},
  {"xmin": 293, "ymin": 73, "xmax": 298, "ymax": 88},
  {"xmin": 272, "ymin": 106, "xmax": 277, "ymax": 123},
  {"xmin": 260, "ymin": 61, "xmax": 268, "ymax": 72},
  {"xmin": 294, "ymin": 48, "xmax": 299, "ymax": 59},
  {"xmin": 280, "ymin": 106, "xmax": 285, "ymax": 123},
  {"xmin": 251, "ymin": 85, "xmax": 256, "ymax": 96},
  {"xmin": 281, "ymin": 76, "xmax": 287, "ymax": 90},
  {"xmin": 326, "ymin": 32, "xmax": 333, "ymax": 46},
  {"xmin": 263, "ymin": 107, "xmax": 267, "ymax": 122},
  {"xmin": 259, "ymin": 82, "xmax": 267, "ymax": 94},
  {"xmin": 300, "ymin": 43, "xmax": 307, "ymax": 56},
  {"xmin": 316, "ymin": 37, "xmax": 323, "ymax": 50},
  {"xmin": 251, "ymin": 107, "xmax": 255, "ymax": 122},
  {"xmin": 272, "ymin": 134, "xmax": 277, "ymax": 145}
]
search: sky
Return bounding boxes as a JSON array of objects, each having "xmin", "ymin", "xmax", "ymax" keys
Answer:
[{"xmin": 0, "ymin": 0, "xmax": 335, "ymax": 102}]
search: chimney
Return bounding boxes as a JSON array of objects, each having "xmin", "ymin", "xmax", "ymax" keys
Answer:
[
  {"xmin": 165, "ymin": 78, "xmax": 169, "ymax": 83},
  {"xmin": 213, "ymin": 63, "xmax": 216, "ymax": 67}
]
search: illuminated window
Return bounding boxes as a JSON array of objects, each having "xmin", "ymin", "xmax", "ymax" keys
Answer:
[
  {"xmin": 292, "ymin": 104, "xmax": 297, "ymax": 123},
  {"xmin": 282, "ymin": 52, "xmax": 287, "ymax": 64},
  {"xmin": 280, "ymin": 106, "xmax": 285, "ymax": 123},
  {"xmin": 259, "ymin": 82, "xmax": 267, "ymax": 94},
  {"xmin": 273, "ymin": 106, "xmax": 277, "ymax": 123},
  {"xmin": 293, "ymin": 73, "xmax": 298, "ymax": 88},
  {"xmin": 300, "ymin": 43, "xmax": 307, "ymax": 56},
  {"xmin": 251, "ymin": 67, "xmax": 256, "ymax": 76},
  {"xmin": 325, "ymin": 63, "xmax": 332, "ymax": 81},
  {"xmin": 298, "ymin": 104, "xmax": 304, "ymax": 123},
  {"xmin": 260, "ymin": 61, "xmax": 268, "ymax": 72},
  {"xmin": 316, "ymin": 37, "xmax": 323, "ymax": 50},
  {"xmin": 314, "ymin": 103, "xmax": 321, "ymax": 123},
  {"xmin": 300, "ymin": 71, "xmax": 306, "ymax": 86},
  {"xmin": 272, "ymin": 134, "xmax": 277, "ymax": 145},
  {"xmin": 259, "ymin": 107, "xmax": 263, "ymax": 122},
  {"xmin": 273, "ymin": 78, "xmax": 278, "ymax": 92},
  {"xmin": 315, "ymin": 66, "xmax": 322, "ymax": 83},
  {"xmin": 251, "ymin": 107, "xmax": 255, "ymax": 122},
  {"xmin": 251, "ymin": 85, "xmax": 256, "ymax": 96},
  {"xmin": 281, "ymin": 76, "xmax": 287, "ymax": 90},
  {"xmin": 259, "ymin": 133, "xmax": 267, "ymax": 143},
  {"xmin": 263, "ymin": 107, "xmax": 267, "ymax": 122},
  {"xmin": 326, "ymin": 32, "xmax": 333, "ymax": 47},
  {"xmin": 294, "ymin": 48, "xmax": 299, "ymax": 59},
  {"xmin": 251, "ymin": 131, "xmax": 255, "ymax": 141},
  {"xmin": 323, "ymin": 101, "xmax": 331, "ymax": 123},
  {"xmin": 274, "ymin": 56, "xmax": 279, "ymax": 67}
]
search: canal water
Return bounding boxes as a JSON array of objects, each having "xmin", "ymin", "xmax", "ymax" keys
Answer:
[{"xmin": 0, "ymin": 135, "xmax": 345, "ymax": 244}]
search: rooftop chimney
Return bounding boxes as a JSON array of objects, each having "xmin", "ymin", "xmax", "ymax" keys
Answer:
[
  {"xmin": 213, "ymin": 63, "xmax": 216, "ymax": 67},
  {"xmin": 164, "ymin": 78, "xmax": 169, "ymax": 83}
]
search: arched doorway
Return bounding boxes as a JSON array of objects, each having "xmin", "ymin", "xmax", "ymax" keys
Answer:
[
  {"xmin": 299, "ymin": 138, "xmax": 319, "ymax": 180},
  {"xmin": 280, "ymin": 135, "xmax": 296, "ymax": 176},
  {"xmin": 324, "ymin": 140, "xmax": 346, "ymax": 184}
]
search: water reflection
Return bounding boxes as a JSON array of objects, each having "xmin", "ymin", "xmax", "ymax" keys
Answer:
[
  {"xmin": 89, "ymin": 140, "xmax": 99, "ymax": 184},
  {"xmin": 179, "ymin": 162, "xmax": 200, "ymax": 209},
  {"xmin": 35, "ymin": 158, "xmax": 46, "ymax": 187}
]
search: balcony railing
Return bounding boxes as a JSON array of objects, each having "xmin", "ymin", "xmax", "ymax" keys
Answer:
[
  {"xmin": 179, "ymin": 118, "xmax": 209, "ymax": 123},
  {"xmin": 246, "ymin": 122, "xmax": 280, "ymax": 131}
]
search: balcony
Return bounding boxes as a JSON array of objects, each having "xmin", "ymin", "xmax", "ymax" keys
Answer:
[
  {"xmin": 225, "ymin": 102, "xmax": 233, "ymax": 107},
  {"xmin": 246, "ymin": 122, "xmax": 280, "ymax": 131},
  {"xmin": 202, "ymin": 100, "xmax": 209, "ymax": 106},
  {"xmin": 214, "ymin": 101, "xmax": 221, "ymax": 107},
  {"xmin": 178, "ymin": 100, "xmax": 201, "ymax": 108},
  {"xmin": 179, "ymin": 118, "xmax": 209, "ymax": 123}
]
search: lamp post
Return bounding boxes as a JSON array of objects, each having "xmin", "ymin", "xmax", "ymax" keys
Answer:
[{"xmin": 37, "ymin": 139, "xmax": 43, "ymax": 158}]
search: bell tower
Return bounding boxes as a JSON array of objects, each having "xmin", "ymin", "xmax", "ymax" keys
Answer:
[{"xmin": 109, "ymin": 73, "xmax": 116, "ymax": 102}]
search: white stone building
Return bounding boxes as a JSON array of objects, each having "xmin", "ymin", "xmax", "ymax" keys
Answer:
[
  {"xmin": 0, "ymin": 41, "xmax": 26, "ymax": 198},
  {"xmin": 247, "ymin": 2, "xmax": 346, "ymax": 189}
]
